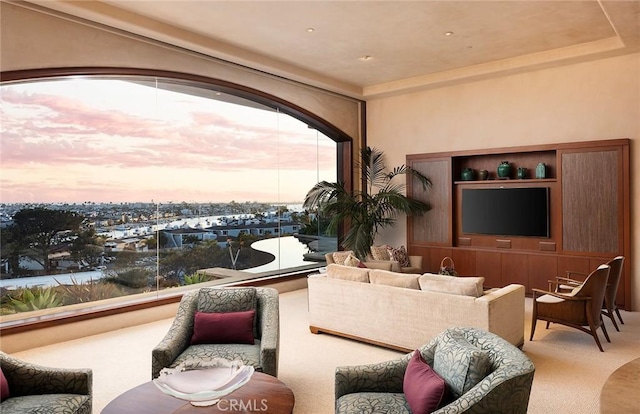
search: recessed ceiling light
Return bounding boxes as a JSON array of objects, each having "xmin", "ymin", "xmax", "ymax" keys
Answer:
[
  {"xmin": 445, "ymin": 31, "xmax": 454, "ymax": 36},
  {"xmin": 359, "ymin": 55, "xmax": 373, "ymax": 61},
  {"xmin": 306, "ymin": 28, "xmax": 315, "ymax": 33}
]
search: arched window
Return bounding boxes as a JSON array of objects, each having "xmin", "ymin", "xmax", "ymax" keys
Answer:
[{"xmin": 0, "ymin": 73, "xmax": 342, "ymax": 318}]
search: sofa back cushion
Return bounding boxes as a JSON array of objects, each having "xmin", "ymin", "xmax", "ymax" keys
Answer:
[
  {"xmin": 326, "ymin": 264, "xmax": 370, "ymax": 282},
  {"xmin": 369, "ymin": 269, "xmax": 420, "ymax": 289},
  {"xmin": 432, "ymin": 329, "xmax": 492, "ymax": 399},
  {"xmin": 418, "ymin": 274, "xmax": 485, "ymax": 297}
]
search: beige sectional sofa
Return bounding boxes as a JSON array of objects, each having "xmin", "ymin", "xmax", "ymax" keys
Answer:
[{"xmin": 308, "ymin": 264, "xmax": 525, "ymax": 350}]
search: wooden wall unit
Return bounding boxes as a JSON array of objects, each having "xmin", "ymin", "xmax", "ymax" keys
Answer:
[{"xmin": 407, "ymin": 139, "xmax": 631, "ymax": 309}]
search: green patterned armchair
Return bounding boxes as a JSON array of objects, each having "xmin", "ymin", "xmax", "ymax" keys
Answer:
[
  {"xmin": 152, "ymin": 287, "xmax": 279, "ymax": 379},
  {"xmin": 335, "ymin": 327, "xmax": 535, "ymax": 414},
  {"xmin": 0, "ymin": 352, "xmax": 92, "ymax": 414}
]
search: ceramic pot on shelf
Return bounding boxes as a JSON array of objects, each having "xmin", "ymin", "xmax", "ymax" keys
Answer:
[
  {"xmin": 461, "ymin": 168, "xmax": 475, "ymax": 181},
  {"xmin": 478, "ymin": 169, "xmax": 489, "ymax": 180},
  {"xmin": 517, "ymin": 167, "xmax": 527, "ymax": 179},
  {"xmin": 536, "ymin": 163, "xmax": 547, "ymax": 179},
  {"xmin": 497, "ymin": 161, "xmax": 511, "ymax": 178}
]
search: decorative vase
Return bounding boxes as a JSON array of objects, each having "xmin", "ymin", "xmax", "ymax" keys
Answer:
[
  {"xmin": 517, "ymin": 167, "xmax": 527, "ymax": 179},
  {"xmin": 536, "ymin": 163, "xmax": 546, "ymax": 179},
  {"xmin": 478, "ymin": 169, "xmax": 489, "ymax": 180},
  {"xmin": 497, "ymin": 161, "xmax": 511, "ymax": 178},
  {"xmin": 461, "ymin": 168, "xmax": 475, "ymax": 181}
]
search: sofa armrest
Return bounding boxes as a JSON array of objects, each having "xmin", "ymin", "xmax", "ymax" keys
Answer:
[
  {"xmin": 335, "ymin": 353, "xmax": 411, "ymax": 400},
  {"xmin": 408, "ymin": 255, "xmax": 423, "ymax": 269},
  {"xmin": 475, "ymin": 284, "xmax": 526, "ymax": 347},
  {"xmin": 0, "ymin": 352, "xmax": 92, "ymax": 397},
  {"xmin": 256, "ymin": 287, "xmax": 279, "ymax": 377},
  {"xmin": 151, "ymin": 291, "xmax": 198, "ymax": 379}
]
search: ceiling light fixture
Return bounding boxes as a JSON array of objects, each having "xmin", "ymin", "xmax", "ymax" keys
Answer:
[
  {"xmin": 359, "ymin": 55, "xmax": 372, "ymax": 61},
  {"xmin": 445, "ymin": 31, "xmax": 454, "ymax": 36},
  {"xmin": 306, "ymin": 28, "xmax": 315, "ymax": 33}
]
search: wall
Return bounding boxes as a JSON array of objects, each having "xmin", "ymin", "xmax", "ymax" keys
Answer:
[
  {"xmin": 0, "ymin": 2, "xmax": 362, "ymax": 146},
  {"xmin": 367, "ymin": 53, "xmax": 639, "ymax": 310}
]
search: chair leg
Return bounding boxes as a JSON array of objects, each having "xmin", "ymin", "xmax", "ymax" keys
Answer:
[
  {"xmin": 603, "ymin": 298, "xmax": 620, "ymax": 331},
  {"xmin": 601, "ymin": 317, "xmax": 611, "ymax": 343},
  {"xmin": 530, "ymin": 319, "xmax": 537, "ymax": 341},
  {"xmin": 602, "ymin": 309, "xmax": 620, "ymax": 331},
  {"xmin": 615, "ymin": 307, "xmax": 624, "ymax": 325},
  {"xmin": 586, "ymin": 309, "xmax": 605, "ymax": 352}
]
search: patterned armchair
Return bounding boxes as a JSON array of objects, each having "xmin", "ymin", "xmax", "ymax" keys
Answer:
[
  {"xmin": 152, "ymin": 287, "xmax": 279, "ymax": 379},
  {"xmin": 335, "ymin": 327, "xmax": 535, "ymax": 414},
  {"xmin": 0, "ymin": 351, "xmax": 92, "ymax": 414}
]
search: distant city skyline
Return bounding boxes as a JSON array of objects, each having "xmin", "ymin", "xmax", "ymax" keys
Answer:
[{"xmin": 0, "ymin": 78, "xmax": 336, "ymax": 204}]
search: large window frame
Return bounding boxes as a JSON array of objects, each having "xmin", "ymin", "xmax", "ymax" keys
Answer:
[{"xmin": 0, "ymin": 68, "xmax": 354, "ymax": 333}]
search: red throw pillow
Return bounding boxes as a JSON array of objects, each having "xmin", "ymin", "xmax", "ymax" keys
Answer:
[
  {"xmin": 0, "ymin": 367, "xmax": 9, "ymax": 402},
  {"xmin": 190, "ymin": 310, "xmax": 256, "ymax": 345},
  {"xmin": 403, "ymin": 351, "xmax": 449, "ymax": 414}
]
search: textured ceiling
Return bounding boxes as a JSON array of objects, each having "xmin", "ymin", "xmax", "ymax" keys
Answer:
[{"xmin": 22, "ymin": 0, "xmax": 640, "ymax": 98}]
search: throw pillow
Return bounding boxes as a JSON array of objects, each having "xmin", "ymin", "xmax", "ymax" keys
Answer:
[
  {"xmin": 344, "ymin": 253, "xmax": 361, "ymax": 267},
  {"xmin": 0, "ymin": 367, "xmax": 9, "ymax": 402},
  {"xmin": 370, "ymin": 245, "xmax": 391, "ymax": 261},
  {"xmin": 332, "ymin": 251, "xmax": 354, "ymax": 266},
  {"xmin": 197, "ymin": 287, "xmax": 258, "ymax": 337},
  {"xmin": 432, "ymin": 330, "xmax": 491, "ymax": 399},
  {"xmin": 191, "ymin": 310, "xmax": 256, "ymax": 345},
  {"xmin": 387, "ymin": 245, "xmax": 410, "ymax": 267},
  {"xmin": 404, "ymin": 351, "xmax": 449, "ymax": 414}
]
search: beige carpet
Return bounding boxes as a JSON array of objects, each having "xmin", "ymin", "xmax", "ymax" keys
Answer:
[{"xmin": 9, "ymin": 289, "xmax": 640, "ymax": 414}]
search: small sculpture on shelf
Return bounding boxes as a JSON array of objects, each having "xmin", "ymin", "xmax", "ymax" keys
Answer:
[
  {"xmin": 461, "ymin": 168, "xmax": 475, "ymax": 181},
  {"xmin": 497, "ymin": 161, "xmax": 511, "ymax": 179},
  {"xmin": 536, "ymin": 163, "xmax": 547, "ymax": 179}
]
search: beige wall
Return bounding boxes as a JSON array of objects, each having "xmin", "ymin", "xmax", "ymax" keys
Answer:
[
  {"xmin": 0, "ymin": 2, "xmax": 362, "ymax": 145},
  {"xmin": 367, "ymin": 53, "xmax": 639, "ymax": 310}
]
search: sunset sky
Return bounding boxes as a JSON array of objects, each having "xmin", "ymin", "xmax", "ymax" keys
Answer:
[{"xmin": 0, "ymin": 79, "xmax": 336, "ymax": 204}]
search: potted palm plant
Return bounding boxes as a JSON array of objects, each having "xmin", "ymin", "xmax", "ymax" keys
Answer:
[{"xmin": 303, "ymin": 146, "xmax": 431, "ymax": 260}]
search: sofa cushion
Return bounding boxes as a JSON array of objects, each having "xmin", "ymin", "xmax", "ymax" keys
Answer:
[
  {"xmin": 404, "ymin": 351, "xmax": 449, "ymax": 414},
  {"xmin": 370, "ymin": 245, "xmax": 391, "ymax": 261},
  {"xmin": 369, "ymin": 269, "xmax": 420, "ymax": 289},
  {"xmin": 336, "ymin": 392, "xmax": 410, "ymax": 414},
  {"xmin": 432, "ymin": 329, "xmax": 492, "ymax": 399},
  {"xmin": 418, "ymin": 274, "xmax": 485, "ymax": 297},
  {"xmin": 0, "ymin": 394, "xmax": 91, "ymax": 414},
  {"xmin": 191, "ymin": 310, "xmax": 255, "ymax": 345},
  {"xmin": 326, "ymin": 264, "xmax": 370, "ymax": 282}
]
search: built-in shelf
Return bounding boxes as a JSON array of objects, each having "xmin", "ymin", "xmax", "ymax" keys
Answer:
[{"xmin": 453, "ymin": 178, "xmax": 557, "ymax": 184}]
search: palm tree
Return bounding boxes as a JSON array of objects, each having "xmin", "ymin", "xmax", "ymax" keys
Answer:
[{"xmin": 303, "ymin": 146, "xmax": 431, "ymax": 260}]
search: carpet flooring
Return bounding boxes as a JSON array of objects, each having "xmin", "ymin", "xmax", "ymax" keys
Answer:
[{"xmin": 10, "ymin": 288, "xmax": 640, "ymax": 413}]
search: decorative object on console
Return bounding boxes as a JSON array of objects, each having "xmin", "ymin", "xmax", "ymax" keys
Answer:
[
  {"xmin": 478, "ymin": 169, "xmax": 489, "ymax": 180},
  {"xmin": 438, "ymin": 257, "xmax": 458, "ymax": 276},
  {"xmin": 517, "ymin": 167, "xmax": 528, "ymax": 179},
  {"xmin": 303, "ymin": 146, "xmax": 431, "ymax": 260},
  {"xmin": 497, "ymin": 161, "xmax": 512, "ymax": 178},
  {"xmin": 461, "ymin": 168, "xmax": 475, "ymax": 181},
  {"xmin": 535, "ymin": 162, "xmax": 547, "ymax": 179}
]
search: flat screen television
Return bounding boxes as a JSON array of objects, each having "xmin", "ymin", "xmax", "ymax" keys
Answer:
[{"xmin": 462, "ymin": 187, "xmax": 550, "ymax": 238}]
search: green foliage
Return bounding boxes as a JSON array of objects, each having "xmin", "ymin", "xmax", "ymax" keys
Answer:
[
  {"xmin": 54, "ymin": 277, "xmax": 124, "ymax": 304},
  {"xmin": 303, "ymin": 146, "xmax": 432, "ymax": 260},
  {"xmin": 1, "ymin": 287, "xmax": 63, "ymax": 314},
  {"xmin": 105, "ymin": 268, "xmax": 153, "ymax": 289},
  {"xmin": 184, "ymin": 272, "xmax": 216, "ymax": 285}
]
